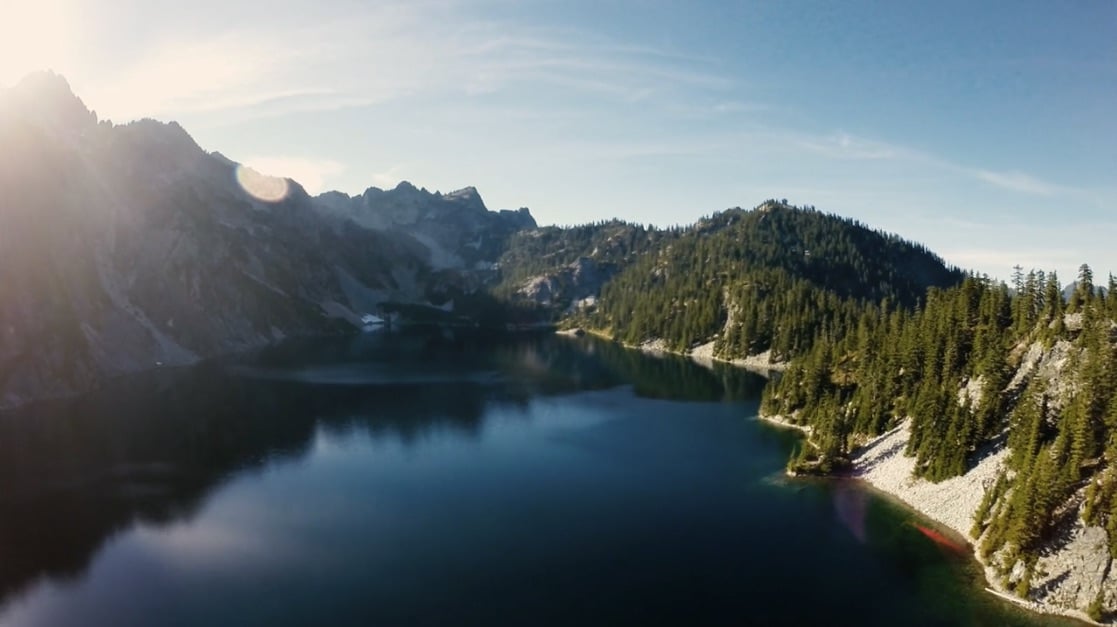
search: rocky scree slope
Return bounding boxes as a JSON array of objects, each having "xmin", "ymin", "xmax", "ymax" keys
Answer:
[
  {"xmin": 855, "ymin": 330, "xmax": 1117, "ymax": 623},
  {"xmin": 762, "ymin": 271, "xmax": 1117, "ymax": 621}
]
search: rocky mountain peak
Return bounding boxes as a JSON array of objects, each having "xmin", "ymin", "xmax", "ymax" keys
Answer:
[
  {"xmin": 446, "ymin": 186, "xmax": 479, "ymax": 199},
  {"xmin": 3, "ymin": 71, "xmax": 97, "ymax": 135},
  {"xmin": 443, "ymin": 186, "xmax": 488, "ymax": 214},
  {"xmin": 14, "ymin": 70, "xmax": 75, "ymax": 98}
]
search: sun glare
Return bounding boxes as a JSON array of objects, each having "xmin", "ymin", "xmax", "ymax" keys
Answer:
[
  {"xmin": 0, "ymin": 1, "xmax": 73, "ymax": 87},
  {"xmin": 235, "ymin": 164, "xmax": 290, "ymax": 203}
]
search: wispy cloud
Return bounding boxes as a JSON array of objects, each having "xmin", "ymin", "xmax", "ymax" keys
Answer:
[
  {"xmin": 79, "ymin": 31, "xmax": 310, "ymax": 120},
  {"xmin": 712, "ymin": 101, "xmax": 768, "ymax": 114},
  {"xmin": 789, "ymin": 131, "xmax": 924, "ymax": 161},
  {"xmin": 79, "ymin": 1, "xmax": 737, "ymax": 124},
  {"xmin": 783, "ymin": 129, "xmax": 1080, "ymax": 199},
  {"xmin": 971, "ymin": 169, "xmax": 1063, "ymax": 195}
]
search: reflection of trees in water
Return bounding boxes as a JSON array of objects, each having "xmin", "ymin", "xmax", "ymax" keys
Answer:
[
  {"xmin": 0, "ymin": 330, "xmax": 768, "ymax": 609},
  {"xmin": 557, "ymin": 337, "xmax": 769, "ymax": 401}
]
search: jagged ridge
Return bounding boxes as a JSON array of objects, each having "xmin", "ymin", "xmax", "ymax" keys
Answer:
[{"xmin": 0, "ymin": 73, "xmax": 537, "ymax": 407}]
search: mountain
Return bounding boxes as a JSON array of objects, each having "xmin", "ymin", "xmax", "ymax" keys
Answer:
[
  {"xmin": 0, "ymin": 72, "xmax": 536, "ymax": 407},
  {"xmin": 0, "ymin": 74, "xmax": 966, "ymax": 409},
  {"xmin": 5, "ymin": 71, "xmax": 1115, "ymax": 621},
  {"xmin": 1063, "ymin": 280, "xmax": 1109, "ymax": 303},
  {"xmin": 315, "ymin": 183, "xmax": 535, "ymax": 271},
  {"xmin": 574, "ymin": 202, "xmax": 964, "ymax": 360},
  {"xmin": 490, "ymin": 220, "xmax": 675, "ymax": 314}
]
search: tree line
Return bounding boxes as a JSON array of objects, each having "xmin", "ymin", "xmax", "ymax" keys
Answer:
[{"xmin": 762, "ymin": 264, "xmax": 1117, "ymax": 602}]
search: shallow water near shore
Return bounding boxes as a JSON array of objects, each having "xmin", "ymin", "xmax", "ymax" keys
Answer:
[{"xmin": 0, "ymin": 332, "xmax": 1080, "ymax": 626}]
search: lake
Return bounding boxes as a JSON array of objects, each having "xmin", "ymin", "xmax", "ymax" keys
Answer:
[{"xmin": 0, "ymin": 332, "xmax": 1075, "ymax": 626}]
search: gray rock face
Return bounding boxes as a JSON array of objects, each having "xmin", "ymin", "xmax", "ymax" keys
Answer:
[
  {"xmin": 314, "ymin": 183, "xmax": 535, "ymax": 271},
  {"xmin": 493, "ymin": 221, "xmax": 667, "ymax": 315},
  {"xmin": 517, "ymin": 257, "xmax": 607, "ymax": 309},
  {"xmin": 0, "ymin": 73, "xmax": 535, "ymax": 408},
  {"xmin": 1033, "ymin": 523, "xmax": 1111, "ymax": 611}
]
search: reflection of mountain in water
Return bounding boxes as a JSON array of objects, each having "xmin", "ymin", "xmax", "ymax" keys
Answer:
[
  {"xmin": 0, "ymin": 331, "xmax": 766, "ymax": 607},
  {"xmin": 565, "ymin": 337, "xmax": 767, "ymax": 402}
]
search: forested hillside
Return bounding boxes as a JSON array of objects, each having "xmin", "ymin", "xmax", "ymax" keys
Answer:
[
  {"xmin": 762, "ymin": 266, "xmax": 1117, "ymax": 615},
  {"xmin": 579, "ymin": 201, "xmax": 964, "ymax": 358}
]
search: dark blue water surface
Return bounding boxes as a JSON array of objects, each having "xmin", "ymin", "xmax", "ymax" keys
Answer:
[{"xmin": 0, "ymin": 332, "xmax": 1074, "ymax": 626}]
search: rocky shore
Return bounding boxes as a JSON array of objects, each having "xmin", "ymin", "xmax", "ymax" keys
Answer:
[
  {"xmin": 755, "ymin": 413, "xmax": 811, "ymax": 435},
  {"xmin": 852, "ymin": 420, "xmax": 1110, "ymax": 625},
  {"xmin": 688, "ymin": 341, "xmax": 787, "ymax": 373},
  {"xmin": 557, "ymin": 329, "xmax": 786, "ymax": 375}
]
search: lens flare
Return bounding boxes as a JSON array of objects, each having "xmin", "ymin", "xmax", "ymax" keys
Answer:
[{"xmin": 235, "ymin": 165, "xmax": 289, "ymax": 202}]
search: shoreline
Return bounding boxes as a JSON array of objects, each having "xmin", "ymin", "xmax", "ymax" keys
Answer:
[
  {"xmin": 556, "ymin": 328, "xmax": 787, "ymax": 376},
  {"xmin": 687, "ymin": 340, "xmax": 788, "ymax": 374},
  {"xmin": 754, "ymin": 412, "xmax": 811, "ymax": 435},
  {"xmin": 839, "ymin": 420, "xmax": 1102, "ymax": 625},
  {"xmin": 559, "ymin": 328, "xmax": 1106, "ymax": 624}
]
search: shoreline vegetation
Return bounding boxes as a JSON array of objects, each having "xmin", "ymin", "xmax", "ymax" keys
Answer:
[
  {"xmin": 848, "ymin": 421, "xmax": 1101, "ymax": 626},
  {"xmin": 774, "ymin": 405, "xmax": 1101, "ymax": 625},
  {"xmin": 775, "ymin": 415, "xmax": 1102, "ymax": 625},
  {"xmin": 556, "ymin": 327, "xmax": 787, "ymax": 375},
  {"xmin": 559, "ymin": 329, "xmax": 1102, "ymax": 625},
  {"xmin": 750, "ymin": 272, "xmax": 1117, "ymax": 623}
]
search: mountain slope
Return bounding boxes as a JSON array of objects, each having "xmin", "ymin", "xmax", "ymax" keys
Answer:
[
  {"xmin": 0, "ymin": 73, "xmax": 535, "ymax": 407},
  {"xmin": 490, "ymin": 220, "xmax": 675, "ymax": 315},
  {"xmin": 581, "ymin": 201, "xmax": 964, "ymax": 359}
]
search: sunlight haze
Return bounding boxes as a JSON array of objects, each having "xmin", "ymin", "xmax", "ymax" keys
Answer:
[{"xmin": 4, "ymin": 0, "xmax": 1114, "ymax": 281}]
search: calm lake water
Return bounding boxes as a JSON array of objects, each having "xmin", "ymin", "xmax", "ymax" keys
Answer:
[{"xmin": 0, "ymin": 332, "xmax": 1076, "ymax": 626}]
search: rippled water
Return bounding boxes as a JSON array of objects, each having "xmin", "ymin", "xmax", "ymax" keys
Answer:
[{"xmin": 0, "ymin": 332, "xmax": 1074, "ymax": 626}]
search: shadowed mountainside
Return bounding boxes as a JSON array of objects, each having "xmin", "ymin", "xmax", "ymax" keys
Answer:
[{"xmin": 0, "ymin": 73, "xmax": 536, "ymax": 407}]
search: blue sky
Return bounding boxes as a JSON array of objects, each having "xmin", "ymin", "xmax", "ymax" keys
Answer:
[{"xmin": 4, "ymin": 0, "xmax": 1115, "ymax": 281}]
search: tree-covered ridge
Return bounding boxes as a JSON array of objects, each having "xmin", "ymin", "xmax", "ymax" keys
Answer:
[
  {"xmin": 582, "ymin": 201, "xmax": 964, "ymax": 358},
  {"xmin": 490, "ymin": 220, "xmax": 675, "ymax": 313},
  {"xmin": 762, "ymin": 266, "xmax": 1117, "ymax": 597}
]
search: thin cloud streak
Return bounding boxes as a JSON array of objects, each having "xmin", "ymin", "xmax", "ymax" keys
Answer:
[
  {"xmin": 80, "ymin": 2, "xmax": 736, "ymax": 124},
  {"xmin": 783, "ymin": 129, "xmax": 1081, "ymax": 199},
  {"xmin": 972, "ymin": 169, "xmax": 1064, "ymax": 196},
  {"xmin": 50, "ymin": 0, "xmax": 1110, "ymax": 283},
  {"xmin": 83, "ymin": 0, "xmax": 1077, "ymax": 211},
  {"xmin": 792, "ymin": 131, "xmax": 917, "ymax": 161}
]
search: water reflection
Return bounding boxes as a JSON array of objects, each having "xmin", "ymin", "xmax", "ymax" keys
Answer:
[
  {"xmin": 830, "ymin": 481, "xmax": 868, "ymax": 543},
  {"xmin": 0, "ymin": 330, "xmax": 764, "ymax": 608}
]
